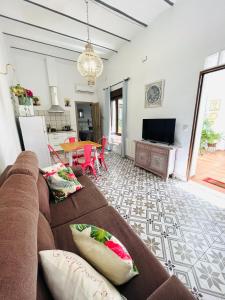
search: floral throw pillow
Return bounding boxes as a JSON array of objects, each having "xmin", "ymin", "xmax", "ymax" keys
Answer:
[
  {"xmin": 42, "ymin": 163, "xmax": 82, "ymax": 202},
  {"xmin": 70, "ymin": 224, "xmax": 139, "ymax": 285}
]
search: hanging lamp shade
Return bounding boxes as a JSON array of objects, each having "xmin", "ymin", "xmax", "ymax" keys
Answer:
[{"xmin": 77, "ymin": 42, "xmax": 103, "ymax": 86}]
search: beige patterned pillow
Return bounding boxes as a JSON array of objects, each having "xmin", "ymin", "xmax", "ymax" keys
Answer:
[{"xmin": 39, "ymin": 250, "xmax": 125, "ymax": 300}]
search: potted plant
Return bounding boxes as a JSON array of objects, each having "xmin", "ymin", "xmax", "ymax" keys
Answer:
[
  {"xmin": 200, "ymin": 119, "xmax": 222, "ymax": 152},
  {"xmin": 206, "ymin": 131, "xmax": 222, "ymax": 148},
  {"xmin": 10, "ymin": 84, "xmax": 34, "ymax": 116}
]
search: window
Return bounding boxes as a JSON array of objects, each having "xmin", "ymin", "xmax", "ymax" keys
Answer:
[
  {"xmin": 204, "ymin": 53, "xmax": 219, "ymax": 69},
  {"xmin": 110, "ymin": 88, "xmax": 123, "ymax": 136},
  {"xmin": 204, "ymin": 49, "xmax": 225, "ymax": 70}
]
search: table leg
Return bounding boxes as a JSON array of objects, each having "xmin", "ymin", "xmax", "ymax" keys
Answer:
[
  {"xmin": 68, "ymin": 152, "xmax": 73, "ymax": 166},
  {"xmin": 95, "ymin": 147, "xmax": 100, "ymax": 173}
]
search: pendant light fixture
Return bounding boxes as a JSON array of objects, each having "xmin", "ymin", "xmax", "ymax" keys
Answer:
[{"xmin": 77, "ymin": 0, "xmax": 103, "ymax": 86}]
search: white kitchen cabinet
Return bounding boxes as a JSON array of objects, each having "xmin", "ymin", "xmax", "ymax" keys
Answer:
[{"xmin": 48, "ymin": 131, "xmax": 77, "ymax": 151}]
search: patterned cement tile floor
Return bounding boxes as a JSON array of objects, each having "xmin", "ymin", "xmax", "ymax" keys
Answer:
[{"xmin": 90, "ymin": 152, "xmax": 225, "ymax": 300}]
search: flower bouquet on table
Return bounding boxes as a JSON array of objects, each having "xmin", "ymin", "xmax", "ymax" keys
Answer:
[{"xmin": 10, "ymin": 84, "xmax": 35, "ymax": 116}]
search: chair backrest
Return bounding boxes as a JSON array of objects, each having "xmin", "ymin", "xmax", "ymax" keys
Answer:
[
  {"xmin": 83, "ymin": 144, "xmax": 93, "ymax": 164},
  {"xmin": 48, "ymin": 144, "xmax": 64, "ymax": 164},
  {"xmin": 64, "ymin": 137, "xmax": 76, "ymax": 143},
  {"xmin": 100, "ymin": 136, "xmax": 107, "ymax": 155}
]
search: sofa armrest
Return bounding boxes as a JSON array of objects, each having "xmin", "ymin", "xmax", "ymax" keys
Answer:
[
  {"xmin": 147, "ymin": 275, "xmax": 195, "ymax": 300},
  {"xmin": 71, "ymin": 165, "xmax": 83, "ymax": 177}
]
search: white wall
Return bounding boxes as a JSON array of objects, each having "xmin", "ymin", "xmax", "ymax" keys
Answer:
[
  {"xmin": 98, "ymin": 0, "xmax": 225, "ymax": 180},
  {"xmin": 10, "ymin": 46, "xmax": 99, "ymax": 132},
  {"xmin": 0, "ymin": 31, "xmax": 21, "ymax": 172}
]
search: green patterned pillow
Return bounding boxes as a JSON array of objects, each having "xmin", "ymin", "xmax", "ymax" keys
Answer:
[
  {"xmin": 70, "ymin": 224, "xmax": 139, "ymax": 285},
  {"xmin": 42, "ymin": 163, "xmax": 82, "ymax": 202}
]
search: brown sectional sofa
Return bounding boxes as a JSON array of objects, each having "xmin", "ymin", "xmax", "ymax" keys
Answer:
[{"xmin": 0, "ymin": 151, "xmax": 194, "ymax": 300}]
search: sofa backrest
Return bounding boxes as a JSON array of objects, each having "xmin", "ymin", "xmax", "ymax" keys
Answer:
[
  {"xmin": 7, "ymin": 150, "xmax": 39, "ymax": 182},
  {"xmin": 0, "ymin": 173, "xmax": 39, "ymax": 300},
  {"xmin": 0, "ymin": 151, "xmax": 45, "ymax": 300},
  {"xmin": 0, "ymin": 151, "xmax": 52, "ymax": 224}
]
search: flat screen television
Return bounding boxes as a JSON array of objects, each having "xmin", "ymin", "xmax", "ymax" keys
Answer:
[{"xmin": 142, "ymin": 118, "xmax": 176, "ymax": 145}]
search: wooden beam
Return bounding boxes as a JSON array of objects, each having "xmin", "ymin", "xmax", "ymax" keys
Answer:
[
  {"xmin": 0, "ymin": 14, "xmax": 118, "ymax": 53},
  {"xmin": 93, "ymin": 0, "xmax": 148, "ymax": 28},
  {"xmin": 11, "ymin": 46, "xmax": 78, "ymax": 62},
  {"xmin": 23, "ymin": 0, "xmax": 131, "ymax": 42},
  {"xmin": 163, "ymin": 0, "xmax": 174, "ymax": 6},
  {"xmin": 3, "ymin": 32, "xmax": 108, "ymax": 60}
]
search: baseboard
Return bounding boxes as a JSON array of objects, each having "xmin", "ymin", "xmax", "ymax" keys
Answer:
[
  {"xmin": 126, "ymin": 155, "xmax": 134, "ymax": 161},
  {"xmin": 174, "ymin": 172, "xmax": 188, "ymax": 181}
]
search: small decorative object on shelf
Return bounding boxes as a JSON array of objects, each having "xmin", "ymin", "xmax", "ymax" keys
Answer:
[
  {"xmin": 64, "ymin": 98, "xmax": 71, "ymax": 107},
  {"xmin": 33, "ymin": 96, "xmax": 41, "ymax": 106},
  {"xmin": 10, "ymin": 84, "xmax": 36, "ymax": 116}
]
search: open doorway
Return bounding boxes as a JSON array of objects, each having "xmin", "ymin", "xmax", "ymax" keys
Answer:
[
  {"xmin": 188, "ymin": 65, "xmax": 225, "ymax": 193},
  {"xmin": 110, "ymin": 88, "xmax": 123, "ymax": 154},
  {"xmin": 75, "ymin": 102, "xmax": 101, "ymax": 142}
]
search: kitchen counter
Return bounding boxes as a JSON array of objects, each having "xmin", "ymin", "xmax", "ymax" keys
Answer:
[{"xmin": 47, "ymin": 130, "xmax": 76, "ymax": 134}]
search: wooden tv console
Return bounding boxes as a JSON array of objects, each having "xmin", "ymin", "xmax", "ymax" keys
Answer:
[{"xmin": 134, "ymin": 140, "xmax": 177, "ymax": 180}]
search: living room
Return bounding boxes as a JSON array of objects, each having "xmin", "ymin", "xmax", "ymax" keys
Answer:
[{"xmin": 0, "ymin": 0, "xmax": 225, "ymax": 299}]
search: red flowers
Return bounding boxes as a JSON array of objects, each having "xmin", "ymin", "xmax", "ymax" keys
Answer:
[
  {"xmin": 26, "ymin": 89, "xmax": 33, "ymax": 97},
  {"xmin": 68, "ymin": 173, "xmax": 75, "ymax": 179},
  {"xmin": 104, "ymin": 240, "xmax": 131, "ymax": 260}
]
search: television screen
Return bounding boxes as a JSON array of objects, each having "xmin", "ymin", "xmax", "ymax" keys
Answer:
[{"xmin": 142, "ymin": 119, "xmax": 176, "ymax": 145}]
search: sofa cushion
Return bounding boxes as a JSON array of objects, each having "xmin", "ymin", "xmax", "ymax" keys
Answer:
[
  {"xmin": 37, "ymin": 212, "xmax": 55, "ymax": 300},
  {"xmin": 147, "ymin": 275, "xmax": 195, "ymax": 300},
  {"xmin": 50, "ymin": 197, "xmax": 79, "ymax": 228},
  {"xmin": 50, "ymin": 175, "xmax": 108, "ymax": 228},
  {"xmin": 71, "ymin": 165, "xmax": 83, "ymax": 177},
  {"xmin": 7, "ymin": 151, "xmax": 39, "ymax": 182},
  {"xmin": 37, "ymin": 268, "xmax": 54, "ymax": 300},
  {"xmin": 39, "ymin": 250, "xmax": 124, "ymax": 300},
  {"xmin": 38, "ymin": 212, "xmax": 55, "ymax": 252},
  {"xmin": 0, "ymin": 174, "xmax": 39, "ymax": 300},
  {"xmin": 37, "ymin": 173, "xmax": 51, "ymax": 223},
  {"xmin": 52, "ymin": 206, "xmax": 169, "ymax": 300},
  {"xmin": 70, "ymin": 175, "xmax": 108, "ymax": 217},
  {"xmin": 70, "ymin": 224, "xmax": 139, "ymax": 285}
]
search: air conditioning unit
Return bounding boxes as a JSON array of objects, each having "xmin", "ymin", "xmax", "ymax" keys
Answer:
[{"xmin": 75, "ymin": 84, "xmax": 95, "ymax": 93}]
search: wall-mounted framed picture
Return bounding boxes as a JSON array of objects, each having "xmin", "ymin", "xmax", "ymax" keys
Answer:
[{"xmin": 145, "ymin": 80, "xmax": 165, "ymax": 108}]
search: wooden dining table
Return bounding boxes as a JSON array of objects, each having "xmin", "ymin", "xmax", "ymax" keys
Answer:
[{"xmin": 60, "ymin": 140, "xmax": 102, "ymax": 172}]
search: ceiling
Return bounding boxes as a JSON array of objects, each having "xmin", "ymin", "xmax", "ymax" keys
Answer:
[{"xmin": 0, "ymin": 0, "xmax": 176, "ymax": 62}]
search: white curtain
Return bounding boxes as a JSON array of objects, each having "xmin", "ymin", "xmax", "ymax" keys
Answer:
[
  {"xmin": 103, "ymin": 87, "xmax": 111, "ymax": 149},
  {"xmin": 121, "ymin": 80, "xmax": 128, "ymax": 158}
]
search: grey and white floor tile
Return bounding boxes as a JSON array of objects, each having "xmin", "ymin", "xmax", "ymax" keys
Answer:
[{"xmin": 85, "ymin": 152, "xmax": 225, "ymax": 299}]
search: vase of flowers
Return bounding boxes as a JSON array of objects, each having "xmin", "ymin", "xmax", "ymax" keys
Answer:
[{"xmin": 10, "ymin": 84, "xmax": 34, "ymax": 116}]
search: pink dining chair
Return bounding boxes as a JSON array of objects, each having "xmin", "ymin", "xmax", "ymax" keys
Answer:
[
  {"xmin": 48, "ymin": 144, "xmax": 70, "ymax": 166},
  {"xmin": 68, "ymin": 137, "xmax": 76, "ymax": 143},
  {"xmin": 76, "ymin": 144, "xmax": 97, "ymax": 179},
  {"xmin": 64, "ymin": 136, "xmax": 83, "ymax": 160},
  {"xmin": 93, "ymin": 136, "xmax": 108, "ymax": 171}
]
